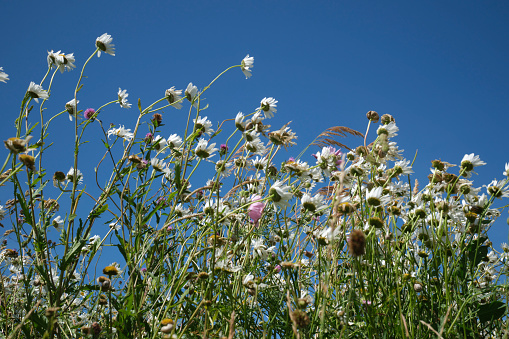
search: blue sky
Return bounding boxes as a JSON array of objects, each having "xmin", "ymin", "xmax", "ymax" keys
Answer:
[{"xmin": 1, "ymin": 1, "xmax": 508, "ymax": 250}]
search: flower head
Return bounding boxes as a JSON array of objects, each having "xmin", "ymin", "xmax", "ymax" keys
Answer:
[
  {"xmin": 66, "ymin": 167, "xmax": 83, "ymax": 185},
  {"xmin": 96, "ymin": 33, "xmax": 115, "ymax": 57},
  {"xmin": 84, "ymin": 108, "xmax": 96, "ymax": 120},
  {"xmin": 117, "ymin": 88, "xmax": 131, "ymax": 109},
  {"xmin": 260, "ymin": 97, "xmax": 278, "ymax": 119},
  {"xmin": 52, "ymin": 216, "xmax": 64, "ymax": 230},
  {"xmin": 248, "ymin": 195, "xmax": 265, "ymax": 227},
  {"xmin": 47, "ymin": 50, "xmax": 76, "ymax": 73},
  {"xmin": 0, "ymin": 67, "xmax": 9, "ymax": 83},
  {"xmin": 4, "ymin": 136, "xmax": 32, "ymax": 154},
  {"xmin": 504, "ymin": 163, "xmax": 509, "ymax": 177},
  {"xmin": 195, "ymin": 138, "xmax": 218, "ymax": 159},
  {"xmin": 165, "ymin": 86, "xmax": 183, "ymax": 109},
  {"xmin": 269, "ymin": 180, "xmax": 293, "ymax": 208},
  {"xmin": 460, "ymin": 153, "xmax": 486, "ymax": 172},
  {"xmin": 66, "ymin": 99, "xmax": 79, "ymax": 121},
  {"xmin": 348, "ymin": 229, "xmax": 366, "ymax": 257},
  {"xmin": 194, "ymin": 116, "xmax": 214, "ymax": 136},
  {"xmin": 241, "ymin": 54, "xmax": 254, "ymax": 79},
  {"xmin": 185, "ymin": 82, "xmax": 198, "ymax": 103},
  {"xmin": 377, "ymin": 121, "xmax": 398, "ymax": 138},
  {"xmin": 27, "ymin": 82, "xmax": 49, "ymax": 103},
  {"xmin": 107, "ymin": 125, "xmax": 134, "ymax": 141}
]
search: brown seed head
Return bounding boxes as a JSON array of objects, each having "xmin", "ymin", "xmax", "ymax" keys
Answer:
[
  {"xmin": 348, "ymin": 229, "xmax": 366, "ymax": 257},
  {"xmin": 366, "ymin": 110, "xmax": 379, "ymax": 123}
]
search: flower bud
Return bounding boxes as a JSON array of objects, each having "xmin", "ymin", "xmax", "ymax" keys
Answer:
[{"xmin": 366, "ymin": 110, "xmax": 379, "ymax": 123}]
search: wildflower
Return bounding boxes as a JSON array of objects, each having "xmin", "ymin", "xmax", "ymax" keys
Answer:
[
  {"xmin": 377, "ymin": 121, "xmax": 398, "ymax": 138},
  {"xmin": 251, "ymin": 238, "xmax": 275, "ymax": 260},
  {"xmin": 366, "ymin": 187, "xmax": 389, "ymax": 207},
  {"xmin": 109, "ymin": 220, "xmax": 121, "ymax": 231},
  {"xmin": 107, "ymin": 125, "xmax": 134, "ymax": 141},
  {"xmin": 4, "ymin": 136, "xmax": 32, "ymax": 154},
  {"xmin": 259, "ymin": 97, "xmax": 278, "ymax": 119},
  {"xmin": 185, "ymin": 82, "xmax": 198, "ymax": 103},
  {"xmin": 165, "ymin": 86, "xmax": 183, "ymax": 109},
  {"xmin": 269, "ymin": 124, "xmax": 297, "ymax": 149},
  {"xmin": 53, "ymin": 171, "xmax": 66, "ymax": 186},
  {"xmin": 0, "ymin": 205, "xmax": 6, "ymax": 221},
  {"xmin": 251, "ymin": 156, "xmax": 268, "ymax": 170},
  {"xmin": 19, "ymin": 154, "xmax": 36, "ymax": 171},
  {"xmin": 27, "ymin": 82, "xmax": 49, "ymax": 103},
  {"xmin": 195, "ymin": 138, "xmax": 218, "ymax": 159},
  {"xmin": 84, "ymin": 108, "xmax": 96, "ymax": 120},
  {"xmin": 504, "ymin": 163, "xmax": 509, "ymax": 177},
  {"xmin": 269, "ymin": 180, "xmax": 293, "ymax": 208},
  {"xmin": 103, "ymin": 263, "xmax": 120, "ymax": 276},
  {"xmin": 144, "ymin": 133, "xmax": 154, "ymax": 143},
  {"xmin": 96, "ymin": 33, "xmax": 115, "ymax": 57},
  {"xmin": 52, "ymin": 216, "xmax": 64, "ymax": 230},
  {"xmin": 97, "ymin": 276, "xmax": 111, "ymax": 291},
  {"xmin": 461, "ymin": 153, "xmax": 486, "ymax": 172},
  {"xmin": 245, "ymin": 137, "xmax": 266, "ymax": 155},
  {"xmin": 301, "ymin": 193, "xmax": 325, "ymax": 212},
  {"xmin": 167, "ymin": 134, "xmax": 182, "ymax": 149},
  {"xmin": 117, "ymin": 88, "xmax": 131, "ymax": 108},
  {"xmin": 241, "ymin": 54, "xmax": 254, "ymax": 79},
  {"xmin": 248, "ymin": 195, "xmax": 265, "ymax": 227},
  {"xmin": 366, "ymin": 110, "xmax": 379, "ymax": 122},
  {"xmin": 47, "ymin": 50, "xmax": 76, "ymax": 73},
  {"xmin": 89, "ymin": 235, "xmax": 100, "ymax": 244},
  {"xmin": 235, "ymin": 112, "xmax": 246, "ymax": 131},
  {"xmin": 219, "ymin": 144, "xmax": 228, "ymax": 156},
  {"xmin": 486, "ymin": 179, "xmax": 509, "ymax": 198},
  {"xmin": 65, "ymin": 99, "xmax": 79, "ymax": 121},
  {"xmin": 194, "ymin": 116, "xmax": 214, "ymax": 136},
  {"xmin": 380, "ymin": 114, "xmax": 395, "ymax": 124},
  {"xmin": 348, "ymin": 229, "xmax": 366, "ymax": 257},
  {"xmin": 66, "ymin": 167, "xmax": 83, "ymax": 185},
  {"xmin": 152, "ymin": 113, "xmax": 163, "ymax": 126},
  {"xmin": 0, "ymin": 67, "xmax": 8, "ymax": 83},
  {"xmin": 150, "ymin": 158, "xmax": 167, "ymax": 172}
]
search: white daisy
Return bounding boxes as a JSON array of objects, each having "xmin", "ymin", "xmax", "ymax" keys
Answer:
[
  {"xmin": 66, "ymin": 167, "xmax": 83, "ymax": 185},
  {"xmin": 195, "ymin": 138, "xmax": 218, "ymax": 159},
  {"xmin": 260, "ymin": 97, "xmax": 278, "ymax": 119},
  {"xmin": 301, "ymin": 193, "xmax": 326, "ymax": 212},
  {"xmin": 117, "ymin": 88, "xmax": 131, "ymax": 109},
  {"xmin": 0, "ymin": 67, "xmax": 9, "ymax": 83},
  {"xmin": 461, "ymin": 153, "xmax": 486, "ymax": 171},
  {"xmin": 65, "ymin": 99, "xmax": 79, "ymax": 121},
  {"xmin": 269, "ymin": 180, "xmax": 293, "ymax": 208},
  {"xmin": 27, "ymin": 82, "xmax": 49, "ymax": 103},
  {"xmin": 96, "ymin": 33, "xmax": 115, "ymax": 57},
  {"xmin": 165, "ymin": 86, "xmax": 183, "ymax": 109},
  {"xmin": 377, "ymin": 121, "xmax": 399, "ymax": 138},
  {"xmin": 167, "ymin": 134, "xmax": 182, "ymax": 149},
  {"xmin": 52, "ymin": 216, "xmax": 64, "ymax": 230},
  {"xmin": 366, "ymin": 187, "xmax": 390, "ymax": 207},
  {"xmin": 153, "ymin": 135, "xmax": 168, "ymax": 153},
  {"xmin": 241, "ymin": 54, "xmax": 254, "ymax": 79},
  {"xmin": 194, "ymin": 116, "xmax": 214, "ymax": 136},
  {"xmin": 107, "ymin": 125, "xmax": 134, "ymax": 141},
  {"xmin": 503, "ymin": 163, "xmax": 509, "ymax": 177},
  {"xmin": 235, "ymin": 112, "xmax": 246, "ymax": 131},
  {"xmin": 185, "ymin": 82, "xmax": 198, "ymax": 103},
  {"xmin": 251, "ymin": 238, "xmax": 275, "ymax": 261},
  {"xmin": 0, "ymin": 205, "xmax": 7, "ymax": 221},
  {"xmin": 47, "ymin": 50, "xmax": 76, "ymax": 73}
]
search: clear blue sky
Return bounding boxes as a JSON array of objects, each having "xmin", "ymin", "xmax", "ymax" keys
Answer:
[{"xmin": 1, "ymin": 1, "xmax": 508, "ymax": 250}]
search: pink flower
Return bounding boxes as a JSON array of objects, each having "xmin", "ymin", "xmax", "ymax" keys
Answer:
[{"xmin": 248, "ymin": 195, "xmax": 265, "ymax": 227}]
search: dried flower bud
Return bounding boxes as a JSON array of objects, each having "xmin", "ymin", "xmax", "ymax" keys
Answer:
[
  {"xmin": 4, "ymin": 136, "xmax": 32, "ymax": 154},
  {"xmin": 366, "ymin": 110, "xmax": 379, "ymax": 123},
  {"xmin": 348, "ymin": 229, "xmax": 366, "ymax": 257},
  {"xmin": 292, "ymin": 309, "xmax": 311, "ymax": 328},
  {"xmin": 152, "ymin": 113, "xmax": 163, "ymax": 127},
  {"xmin": 19, "ymin": 154, "xmax": 35, "ymax": 171},
  {"xmin": 380, "ymin": 114, "xmax": 395, "ymax": 125},
  {"xmin": 53, "ymin": 171, "xmax": 66, "ymax": 183}
]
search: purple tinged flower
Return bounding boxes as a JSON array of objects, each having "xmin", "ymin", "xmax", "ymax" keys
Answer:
[
  {"xmin": 248, "ymin": 195, "xmax": 265, "ymax": 227},
  {"xmin": 145, "ymin": 133, "xmax": 153, "ymax": 143},
  {"xmin": 141, "ymin": 268, "xmax": 147, "ymax": 273},
  {"xmin": 288, "ymin": 157, "xmax": 295, "ymax": 162},
  {"xmin": 220, "ymin": 144, "xmax": 228, "ymax": 156},
  {"xmin": 274, "ymin": 265, "xmax": 282, "ymax": 273},
  {"xmin": 84, "ymin": 108, "xmax": 96, "ymax": 120}
]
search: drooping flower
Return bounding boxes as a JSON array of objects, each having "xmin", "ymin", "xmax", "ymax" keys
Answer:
[
  {"xmin": 66, "ymin": 99, "xmax": 79, "ymax": 121},
  {"xmin": 241, "ymin": 54, "xmax": 254, "ymax": 79},
  {"xmin": 117, "ymin": 88, "xmax": 131, "ymax": 109},
  {"xmin": 4, "ymin": 136, "xmax": 32, "ymax": 154},
  {"xmin": 153, "ymin": 135, "xmax": 168, "ymax": 153},
  {"xmin": 248, "ymin": 195, "xmax": 265, "ymax": 227},
  {"xmin": 195, "ymin": 138, "xmax": 218, "ymax": 159},
  {"xmin": 165, "ymin": 86, "xmax": 183, "ymax": 109},
  {"xmin": 107, "ymin": 125, "xmax": 134, "ymax": 141},
  {"xmin": 52, "ymin": 216, "xmax": 64, "ymax": 230},
  {"xmin": 251, "ymin": 238, "xmax": 275, "ymax": 261},
  {"xmin": 259, "ymin": 97, "xmax": 278, "ymax": 119},
  {"xmin": 504, "ymin": 163, "xmax": 509, "ymax": 177},
  {"xmin": 461, "ymin": 153, "xmax": 486, "ymax": 172},
  {"xmin": 235, "ymin": 112, "xmax": 246, "ymax": 131},
  {"xmin": 167, "ymin": 134, "xmax": 183, "ymax": 149},
  {"xmin": 377, "ymin": 121, "xmax": 399, "ymax": 138},
  {"xmin": 27, "ymin": 82, "xmax": 49, "ymax": 103},
  {"xmin": 185, "ymin": 82, "xmax": 198, "ymax": 103},
  {"xmin": 0, "ymin": 67, "xmax": 9, "ymax": 83},
  {"xmin": 96, "ymin": 33, "xmax": 115, "ymax": 57},
  {"xmin": 66, "ymin": 167, "xmax": 83, "ymax": 185}
]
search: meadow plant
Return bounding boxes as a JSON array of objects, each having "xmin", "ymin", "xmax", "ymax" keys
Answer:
[{"xmin": 1, "ymin": 35, "xmax": 509, "ymax": 338}]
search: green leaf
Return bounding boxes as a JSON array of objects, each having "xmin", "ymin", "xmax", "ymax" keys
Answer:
[
  {"xmin": 89, "ymin": 203, "xmax": 108, "ymax": 219},
  {"xmin": 468, "ymin": 245, "xmax": 488, "ymax": 267},
  {"xmin": 478, "ymin": 301, "xmax": 506, "ymax": 323}
]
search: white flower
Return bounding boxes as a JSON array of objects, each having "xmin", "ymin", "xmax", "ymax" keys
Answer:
[
  {"xmin": 0, "ymin": 67, "xmax": 9, "ymax": 83},
  {"xmin": 366, "ymin": 187, "xmax": 389, "ymax": 207},
  {"xmin": 109, "ymin": 220, "xmax": 121, "ymax": 231},
  {"xmin": 245, "ymin": 137, "xmax": 266, "ymax": 155},
  {"xmin": 260, "ymin": 97, "xmax": 278, "ymax": 119},
  {"xmin": 269, "ymin": 180, "xmax": 293, "ymax": 208},
  {"xmin": 65, "ymin": 99, "xmax": 79, "ymax": 121},
  {"xmin": 52, "ymin": 216, "xmax": 64, "ymax": 230},
  {"xmin": 235, "ymin": 112, "xmax": 246, "ymax": 131},
  {"xmin": 66, "ymin": 167, "xmax": 83, "ymax": 185},
  {"xmin": 185, "ymin": 82, "xmax": 198, "ymax": 103},
  {"xmin": 241, "ymin": 54, "xmax": 254, "ymax": 79},
  {"xmin": 117, "ymin": 88, "xmax": 131, "ymax": 109},
  {"xmin": 461, "ymin": 153, "xmax": 486, "ymax": 171},
  {"xmin": 167, "ymin": 134, "xmax": 182, "ymax": 149},
  {"xmin": 195, "ymin": 138, "xmax": 218, "ymax": 159},
  {"xmin": 47, "ymin": 50, "xmax": 76, "ymax": 73},
  {"xmin": 301, "ymin": 193, "xmax": 326, "ymax": 212},
  {"xmin": 165, "ymin": 86, "xmax": 183, "ymax": 109},
  {"xmin": 251, "ymin": 156, "xmax": 269, "ymax": 170},
  {"xmin": 504, "ymin": 163, "xmax": 509, "ymax": 177},
  {"xmin": 486, "ymin": 179, "xmax": 509, "ymax": 198},
  {"xmin": 150, "ymin": 158, "xmax": 167, "ymax": 172},
  {"xmin": 27, "ymin": 82, "xmax": 49, "ymax": 103},
  {"xmin": 96, "ymin": 33, "xmax": 115, "ymax": 57},
  {"xmin": 89, "ymin": 235, "xmax": 101, "ymax": 244},
  {"xmin": 377, "ymin": 121, "xmax": 398, "ymax": 138},
  {"xmin": 251, "ymin": 238, "xmax": 275, "ymax": 261},
  {"xmin": 393, "ymin": 159, "xmax": 414, "ymax": 175},
  {"xmin": 153, "ymin": 135, "xmax": 168, "ymax": 153},
  {"xmin": 107, "ymin": 125, "xmax": 134, "ymax": 141},
  {"xmin": 194, "ymin": 116, "xmax": 214, "ymax": 136}
]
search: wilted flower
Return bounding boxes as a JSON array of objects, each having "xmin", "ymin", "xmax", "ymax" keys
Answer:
[
  {"xmin": 66, "ymin": 99, "xmax": 79, "ymax": 121},
  {"xmin": 27, "ymin": 82, "xmax": 49, "ymax": 103},
  {"xmin": 4, "ymin": 136, "xmax": 32, "ymax": 154},
  {"xmin": 96, "ymin": 33, "xmax": 115, "ymax": 57},
  {"xmin": 117, "ymin": 88, "xmax": 131, "ymax": 109},
  {"xmin": 18, "ymin": 154, "xmax": 36, "ymax": 171},
  {"xmin": 0, "ymin": 67, "xmax": 8, "ymax": 83},
  {"xmin": 241, "ymin": 54, "xmax": 254, "ymax": 79},
  {"xmin": 348, "ymin": 229, "xmax": 366, "ymax": 257}
]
